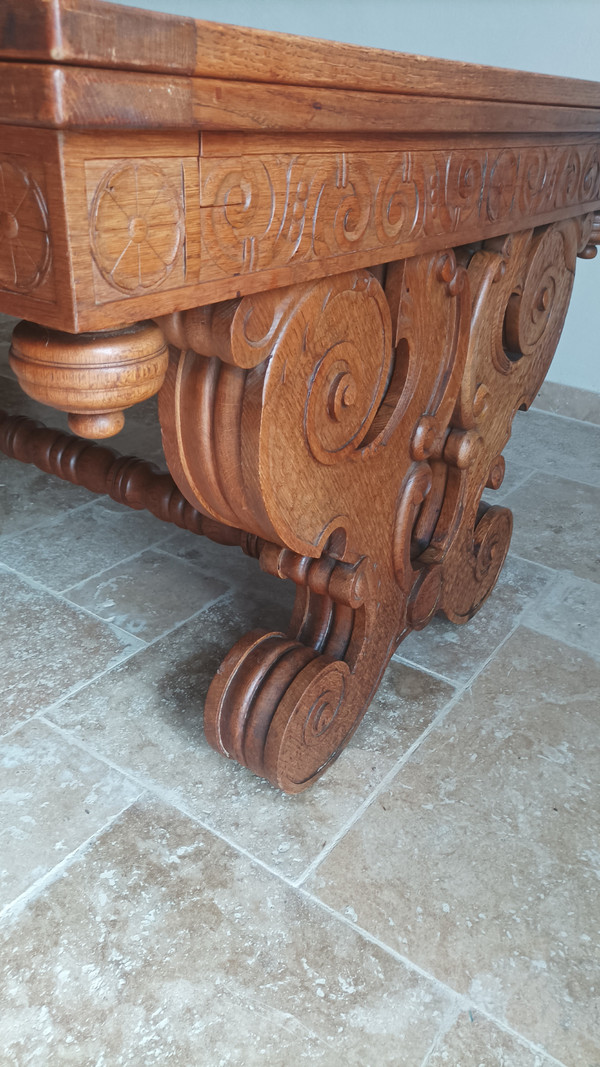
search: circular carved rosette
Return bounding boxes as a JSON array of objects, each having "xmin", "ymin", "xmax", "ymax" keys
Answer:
[
  {"xmin": 91, "ymin": 162, "xmax": 183, "ymax": 294},
  {"xmin": 0, "ymin": 158, "xmax": 50, "ymax": 294}
]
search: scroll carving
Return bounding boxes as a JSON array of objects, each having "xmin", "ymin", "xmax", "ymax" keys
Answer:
[
  {"xmin": 159, "ymin": 251, "xmax": 471, "ymax": 790},
  {"xmin": 155, "ymin": 211, "xmax": 599, "ymax": 792},
  {"xmin": 427, "ymin": 213, "xmax": 594, "ymax": 623},
  {"xmin": 200, "ymin": 144, "xmax": 600, "ymax": 278}
]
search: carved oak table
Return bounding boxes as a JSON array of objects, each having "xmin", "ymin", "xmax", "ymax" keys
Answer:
[{"xmin": 1, "ymin": 0, "xmax": 599, "ymax": 791}]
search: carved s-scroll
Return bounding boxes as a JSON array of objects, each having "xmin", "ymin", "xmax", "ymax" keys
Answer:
[
  {"xmin": 432, "ymin": 214, "xmax": 593, "ymax": 622},
  {"xmin": 159, "ymin": 270, "xmax": 395, "ymax": 556},
  {"xmin": 199, "ymin": 144, "xmax": 600, "ymax": 282}
]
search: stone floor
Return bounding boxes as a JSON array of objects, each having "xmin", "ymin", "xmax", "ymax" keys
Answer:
[{"xmin": 0, "ymin": 312, "xmax": 599, "ymax": 1066}]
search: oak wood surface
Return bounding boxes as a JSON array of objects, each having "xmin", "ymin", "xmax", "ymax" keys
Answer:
[
  {"xmin": 2, "ymin": 0, "xmax": 600, "ymax": 790},
  {"xmin": 1, "ymin": 123, "xmax": 599, "ymax": 333},
  {"xmin": 2, "ymin": 62, "xmax": 600, "ymax": 135},
  {"xmin": 2, "ymin": 0, "xmax": 600, "ymax": 110}
]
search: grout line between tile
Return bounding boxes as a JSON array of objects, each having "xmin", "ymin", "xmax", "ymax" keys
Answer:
[
  {"xmin": 37, "ymin": 716, "xmax": 301, "ymax": 891},
  {"xmin": 0, "ymin": 559, "xmax": 148, "ymax": 649},
  {"xmin": 0, "ymin": 792, "xmax": 146, "ymax": 927},
  {"xmin": 519, "ymin": 621, "xmax": 600, "ymax": 664},
  {"xmin": 502, "ymin": 464, "xmax": 600, "ymax": 495},
  {"xmin": 56, "ymin": 535, "xmax": 174, "ymax": 594},
  {"xmin": 0, "ymin": 496, "xmax": 99, "ymax": 545},
  {"xmin": 294, "ymin": 618, "xmax": 525, "ymax": 889},
  {"xmin": 0, "ymin": 714, "xmax": 39, "ymax": 744},
  {"xmin": 61, "ymin": 572, "xmax": 235, "ymax": 643},
  {"xmin": 390, "ymin": 653, "xmax": 457, "ymax": 687},
  {"xmin": 507, "ymin": 552, "xmax": 562, "ymax": 577},
  {"xmin": 419, "ymin": 1024, "xmax": 454, "ymax": 1067},
  {"xmin": 300, "ymin": 889, "xmax": 568, "ymax": 1067},
  {"xmin": 8, "ymin": 584, "xmax": 240, "ymax": 726},
  {"xmin": 529, "ymin": 403, "xmax": 600, "ymax": 431}
]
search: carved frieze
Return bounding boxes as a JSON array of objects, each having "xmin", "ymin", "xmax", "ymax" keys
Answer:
[
  {"xmin": 199, "ymin": 143, "xmax": 600, "ymax": 277},
  {"xmin": 81, "ymin": 142, "xmax": 600, "ymax": 308}
]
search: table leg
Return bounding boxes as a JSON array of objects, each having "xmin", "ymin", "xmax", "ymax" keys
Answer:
[{"xmin": 155, "ymin": 212, "xmax": 597, "ymax": 791}]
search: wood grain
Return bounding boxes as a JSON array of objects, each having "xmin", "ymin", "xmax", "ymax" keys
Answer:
[
  {"xmin": 2, "ymin": 127, "xmax": 600, "ymax": 333},
  {"xmin": 1, "ymin": 0, "xmax": 600, "ymax": 790},
  {"xmin": 2, "ymin": 0, "xmax": 600, "ymax": 110},
  {"xmin": 9, "ymin": 319, "xmax": 168, "ymax": 438},
  {"xmin": 2, "ymin": 63, "xmax": 600, "ymax": 136}
]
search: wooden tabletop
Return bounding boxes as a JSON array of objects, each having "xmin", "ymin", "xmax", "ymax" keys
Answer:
[{"xmin": 1, "ymin": 0, "xmax": 600, "ymax": 133}]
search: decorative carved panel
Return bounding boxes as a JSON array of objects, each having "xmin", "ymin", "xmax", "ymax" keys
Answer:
[
  {"xmin": 0, "ymin": 156, "xmax": 52, "ymax": 296},
  {"xmin": 199, "ymin": 143, "xmax": 600, "ymax": 278},
  {"xmin": 86, "ymin": 157, "xmax": 188, "ymax": 303}
]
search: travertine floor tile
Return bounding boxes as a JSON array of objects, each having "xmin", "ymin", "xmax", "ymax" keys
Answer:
[
  {"xmin": 106, "ymin": 394, "xmax": 165, "ymax": 459},
  {"xmin": 308, "ymin": 629, "xmax": 600, "ymax": 1065},
  {"xmin": 505, "ymin": 408, "xmax": 600, "ymax": 487},
  {"xmin": 65, "ymin": 547, "xmax": 229, "ymax": 640},
  {"xmin": 0, "ymin": 567, "xmax": 142, "ymax": 735},
  {"xmin": 0, "ymin": 453, "xmax": 94, "ymax": 539},
  {"xmin": 0, "ymin": 371, "xmax": 64, "ymax": 422},
  {"xmin": 0, "ymin": 719, "xmax": 140, "ymax": 911},
  {"xmin": 0, "ymin": 799, "xmax": 457, "ymax": 1066},
  {"xmin": 533, "ymin": 380, "xmax": 600, "ymax": 427},
  {"xmin": 426, "ymin": 1012, "xmax": 556, "ymax": 1066},
  {"xmin": 47, "ymin": 597, "xmax": 454, "ymax": 878},
  {"xmin": 504, "ymin": 475, "xmax": 600, "ymax": 584},
  {"xmin": 525, "ymin": 573, "xmax": 600, "ymax": 659},
  {"xmin": 396, "ymin": 555, "xmax": 550, "ymax": 685},
  {"xmin": 158, "ymin": 525, "xmax": 300, "ymax": 602},
  {"xmin": 0, "ymin": 497, "xmax": 171, "ymax": 591},
  {"xmin": 0, "ymin": 314, "xmax": 18, "ymax": 346}
]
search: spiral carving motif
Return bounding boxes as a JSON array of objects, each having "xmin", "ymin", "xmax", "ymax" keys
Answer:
[
  {"xmin": 434, "ymin": 215, "xmax": 593, "ymax": 628},
  {"xmin": 163, "ymin": 210, "xmax": 599, "ymax": 794},
  {"xmin": 502, "ymin": 222, "xmax": 577, "ymax": 368},
  {"xmin": 473, "ymin": 505, "xmax": 513, "ymax": 586},
  {"xmin": 200, "ymin": 144, "xmax": 600, "ymax": 282},
  {"xmin": 518, "ymin": 148, "xmax": 549, "ymax": 214},
  {"xmin": 445, "ymin": 152, "xmax": 484, "ymax": 227},
  {"xmin": 204, "ymin": 623, "xmax": 356, "ymax": 793},
  {"xmin": 303, "ymin": 276, "xmax": 392, "ymax": 462},
  {"xmin": 375, "ymin": 155, "xmax": 421, "ymax": 243}
]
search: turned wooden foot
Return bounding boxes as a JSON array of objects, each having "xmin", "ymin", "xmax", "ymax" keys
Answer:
[{"xmin": 9, "ymin": 320, "xmax": 168, "ymax": 438}]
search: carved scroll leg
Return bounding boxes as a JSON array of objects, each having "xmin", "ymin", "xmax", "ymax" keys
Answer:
[
  {"xmin": 205, "ymin": 547, "xmax": 399, "ymax": 793},
  {"xmin": 424, "ymin": 215, "xmax": 598, "ymax": 624},
  {"xmin": 155, "ymin": 251, "xmax": 475, "ymax": 790}
]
